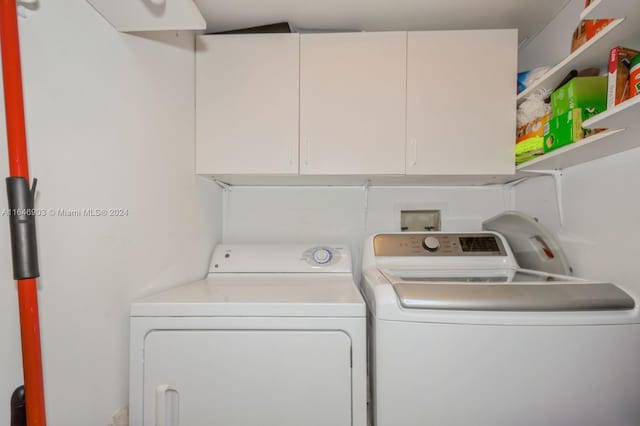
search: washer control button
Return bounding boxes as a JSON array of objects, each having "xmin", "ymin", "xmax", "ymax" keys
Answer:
[
  {"xmin": 422, "ymin": 236, "xmax": 440, "ymax": 252},
  {"xmin": 312, "ymin": 248, "xmax": 333, "ymax": 264}
]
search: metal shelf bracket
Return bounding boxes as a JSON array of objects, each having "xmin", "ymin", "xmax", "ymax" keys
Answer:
[
  {"xmin": 522, "ymin": 170, "xmax": 565, "ymax": 226},
  {"xmin": 213, "ymin": 179, "xmax": 231, "ymax": 190}
]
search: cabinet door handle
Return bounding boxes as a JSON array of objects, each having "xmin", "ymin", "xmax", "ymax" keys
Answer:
[
  {"xmin": 304, "ymin": 139, "xmax": 311, "ymax": 168},
  {"xmin": 410, "ymin": 138, "xmax": 418, "ymax": 167},
  {"xmin": 155, "ymin": 384, "xmax": 178, "ymax": 426}
]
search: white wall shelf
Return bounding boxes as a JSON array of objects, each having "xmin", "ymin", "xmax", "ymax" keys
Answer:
[
  {"xmin": 87, "ymin": 0, "xmax": 206, "ymax": 32},
  {"xmin": 517, "ymin": 18, "xmax": 624, "ymax": 105},
  {"xmin": 516, "ymin": 128, "xmax": 636, "ymax": 172},
  {"xmin": 581, "ymin": 0, "xmax": 640, "ymax": 21},
  {"xmin": 580, "ymin": 0, "xmax": 640, "ymax": 133},
  {"xmin": 518, "ymin": 0, "xmax": 640, "ymax": 106},
  {"xmin": 515, "ymin": 0, "xmax": 640, "ymax": 175},
  {"xmin": 583, "ymin": 96, "xmax": 640, "ymax": 130}
]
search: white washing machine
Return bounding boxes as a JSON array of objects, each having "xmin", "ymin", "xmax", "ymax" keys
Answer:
[
  {"xmin": 130, "ymin": 244, "xmax": 367, "ymax": 426},
  {"xmin": 362, "ymin": 232, "xmax": 640, "ymax": 426}
]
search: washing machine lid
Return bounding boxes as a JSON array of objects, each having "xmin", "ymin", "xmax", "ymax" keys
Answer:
[
  {"xmin": 131, "ymin": 273, "xmax": 365, "ymax": 317},
  {"xmin": 482, "ymin": 211, "xmax": 572, "ymax": 275},
  {"xmin": 384, "ymin": 268, "xmax": 635, "ymax": 311}
]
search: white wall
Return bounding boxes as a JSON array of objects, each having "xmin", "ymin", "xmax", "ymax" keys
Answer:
[
  {"xmin": 514, "ymin": 148, "xmax": 640, "ymax": 296},
  {"xmin": 222, "ymin": 186, "xmax": 509, "ymax": 280},
  {"xmin": 0, "ymin": 2, "xmax": 221, "ymax": 425},
  {"xmin": 517, "ymin": 0, "xmax": 584, "ymax": 72}
]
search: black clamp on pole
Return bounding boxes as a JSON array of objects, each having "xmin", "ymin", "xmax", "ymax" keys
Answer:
[
  {"xmin": 10, "ymin": 385, "xmax": 26, "ymax": 426},
  {"xmin": 5, "ymin": 177, "xmax": 39, "ymax": 280}
]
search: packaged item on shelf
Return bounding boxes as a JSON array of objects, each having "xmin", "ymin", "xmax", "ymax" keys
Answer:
[
  {"xmin": 517, "ymin": 89, "xmax": 551, "ymax": 128},
  {"xmin": 516, "ymin": 137, "xmax": 544, "ymax": 164},
  {"xmin": 517, "ymin": 113, "xmax": 549, "ymax": 143},
  {"xmin": 608, "ymin": 46, "xmax": 640, "ymax": 108},
  {"xmin": 571, "ymin": 19, "xmax": 613, "ymax": 53},
  {"xmin": 516, "ymin": 113, "xmax": 549, "ymax": 165},
  {"xmin": 543, "ymin": 108, "xmax": 602, "ymax": 153},
  {"xmin": 630, "ymin": 54, "xmax": 640, "ymax": 98},
  {"xmin": 550, "ymin": 76, "xmax": 607, "ymax": 117},
  {"xmin": 517, "ymin": 67, "xmax": 550, "ymax": 94}
]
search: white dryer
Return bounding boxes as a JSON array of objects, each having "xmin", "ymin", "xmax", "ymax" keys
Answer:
[
  {"xmin": 362, "ymin": 232, "xmax": 640, "ymax": 426},
  {"xmin": 130, "ymin": 244, "xmax": 366, "ymax": 426}
]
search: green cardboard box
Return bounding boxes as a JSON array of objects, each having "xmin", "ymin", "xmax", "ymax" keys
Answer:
[
  {"xmin": 543, "ymin": 108, "xmax": 600, "ymax": 153},
  {"xmin": 551, "ymin": 77, "xmax": 607, "ymax": 118}
]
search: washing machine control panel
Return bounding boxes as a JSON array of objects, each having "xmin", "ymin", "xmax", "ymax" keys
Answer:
[
  {"xmin": 374, "ymin": 233, "xmax": 507, "ymax": 257},
  {"xmin": 303, "ymin": 246, "xmax": 343, "ymax": 267}
]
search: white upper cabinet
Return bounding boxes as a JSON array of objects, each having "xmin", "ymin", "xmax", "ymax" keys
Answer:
[
  {"xmin": 299, "ymin": 32, "xmax": 407, "ymax": 175},
  {"xmin": 406, "ymin": 30, "xmax": 517, "ymax": 175},
  {"xmin": 196, "ymin": 34, "xmax": 300, "ymax": 175},
  {"xmin": 195, "ymin": 30, "xmax": 517, "ymax": 183}
]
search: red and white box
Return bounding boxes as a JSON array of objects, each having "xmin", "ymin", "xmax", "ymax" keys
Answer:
[{"xmin": 608, "ymin": 46, "xmax": 640, "ymax": 108}]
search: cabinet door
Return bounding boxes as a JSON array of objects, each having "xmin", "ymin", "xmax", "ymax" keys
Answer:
[
  {"xmin": 300, "ymin": 32, "xmax": 407, "ymax": 175},
  {"xmin": 143, "ymin": 330, "xmax": 352, "ymax": 426},
  {"xmin": 406, "ymin": 30, "xmax": 517, "ymax": 175},
  {"xmin": 196, "ymin": 34, "xmax": 299, "ymax": 175}
]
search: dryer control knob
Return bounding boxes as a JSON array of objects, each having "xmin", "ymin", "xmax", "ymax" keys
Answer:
[
  {"xmin": 422, "ymin": 236, "xmax": 440, "ymax": 252},
  {"xmin": 312, "ymin": 248, "xmax": 333, "ymax": 264}
]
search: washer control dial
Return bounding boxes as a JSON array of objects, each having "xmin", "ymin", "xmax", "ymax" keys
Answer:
[
  {"xmin": 422, "ymin": 236, "xmax": 440, "ymax": 252},
  {"xmin": 312, "ymin": 247, "xmax": 333, "ymax": 264}
]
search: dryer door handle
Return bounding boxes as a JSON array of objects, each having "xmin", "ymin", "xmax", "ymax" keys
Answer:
[{"xmin": 155, "ymin": 384, "xmax": 179, "ymax": 426}]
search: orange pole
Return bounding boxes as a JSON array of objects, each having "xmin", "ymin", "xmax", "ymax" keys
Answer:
[
  {"xmin": 0, "ymin": 1, "xmax": 46, "ymax": 425},
  {"xmin": 15, "ymin": 278, "xmax": 45, "ymax": 426}
]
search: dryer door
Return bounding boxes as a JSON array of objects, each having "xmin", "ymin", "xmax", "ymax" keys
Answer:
[{"xmin": 143, "ymin": 330, "xmax": 352, "ymax": 426}]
